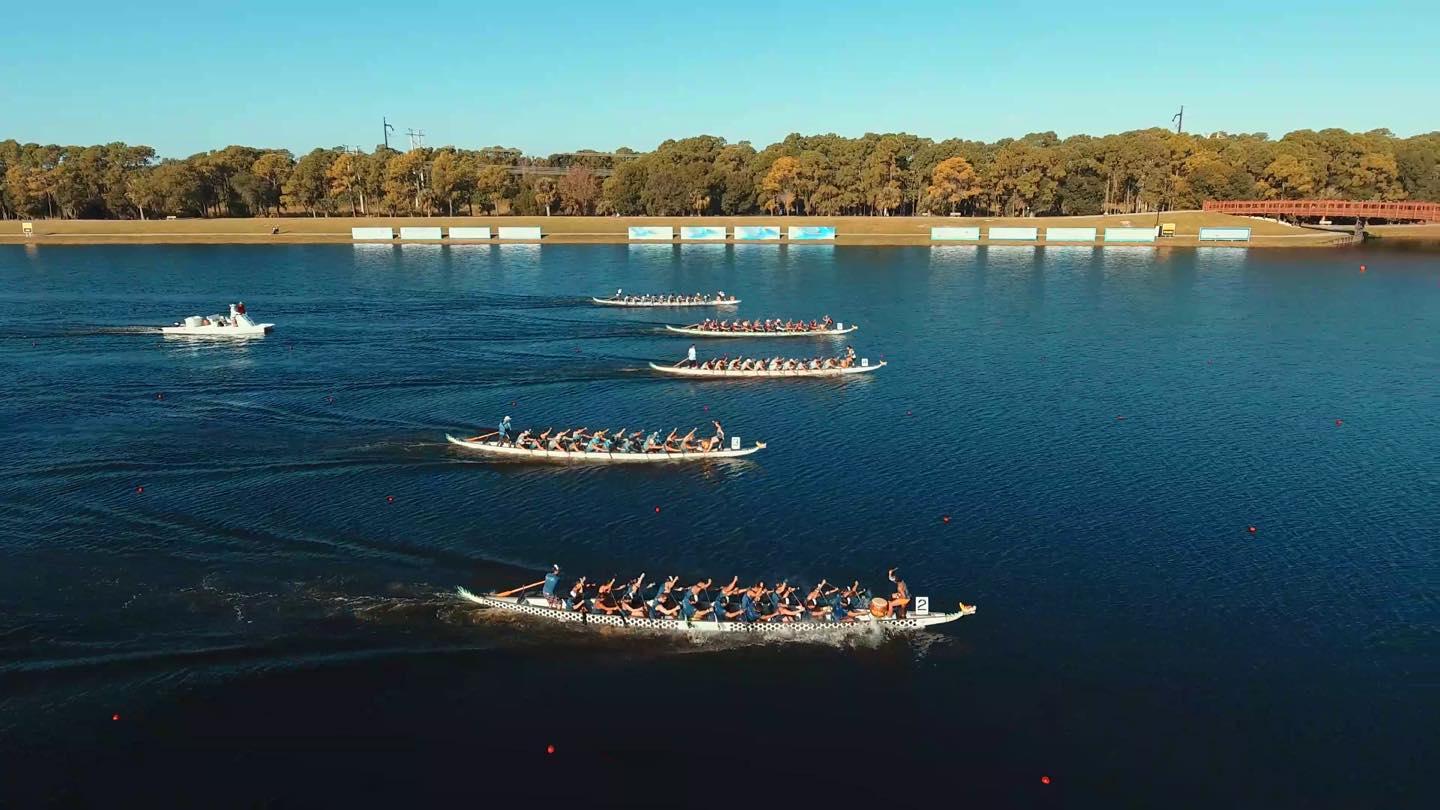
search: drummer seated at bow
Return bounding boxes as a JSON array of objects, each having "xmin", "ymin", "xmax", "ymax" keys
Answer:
[
  {"xmin": 697, "ymin": 421, "xmax": 725, "ymax": 452},
  {"xmin": 885, "ymin": 568, "xmax": 911, "ymax": 619}
]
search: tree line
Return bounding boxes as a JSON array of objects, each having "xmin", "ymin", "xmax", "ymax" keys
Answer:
[{"xmin": 2, "ymin": 128, "xmax": 1436, "ymax": 221}]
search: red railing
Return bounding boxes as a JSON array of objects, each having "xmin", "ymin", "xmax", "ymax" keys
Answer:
[{"xmin": 1203, "ymin": 199, "xmax": 1440, "ymax": 222}]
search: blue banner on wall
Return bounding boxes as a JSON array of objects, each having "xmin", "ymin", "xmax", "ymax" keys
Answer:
[
  {"xmin": 788, "ymin": 226, "xmax": 836, "ymax": 241},
  {"xmin": 735, "ymin": 226, "xmax": 781, "ymax": 240}
]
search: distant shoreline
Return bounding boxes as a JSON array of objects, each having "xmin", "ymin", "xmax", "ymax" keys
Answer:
[{"xmin": 0, "ymin": 212, "xmax": 1360, "ymax": 248}]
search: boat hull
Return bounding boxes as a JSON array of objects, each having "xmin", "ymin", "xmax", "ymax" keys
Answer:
[
  {"xmin": 664, "ymin": 325, "xmax": 857, "ymax": 338},
  {"xmin": 446, "ymin": 434, "xmax": 764, "ymax": 462},
  {"xmin": 458, "ymin": 588, "xmax": 973, "ymax": 634},
  {"xmin": 160, "ymin": 324, "xmax": 273, "ymax": 337},
  {"xmin": 648, "ymin": 361, "xmax": 885, "ymax": 378},
  {"xmin": 593, "ymin": 298, "xmax": 740, "ymax": 308}
]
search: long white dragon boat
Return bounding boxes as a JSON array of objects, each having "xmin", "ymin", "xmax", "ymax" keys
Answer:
[
  {"xmin": 649, "ymin": 361, "xmax": 886, "ymax": 378},
  {"xmin": 457, "ymin": 587, "xmax": 976, "ymax": 635},
  {"xmin": 664, "ymin": 324, "xmax": 858, "ymax": 338},
  {"xmin": 592, "ymin": 297, "xmax": 740, "ymax": 308},
  {"xmin": 446, "ymin": 434, "xmax": 765, "ymax": 462}
]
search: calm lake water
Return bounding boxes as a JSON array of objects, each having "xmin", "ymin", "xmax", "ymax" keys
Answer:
[{"xmin": 1, "ymin": 242, "xmax": 1435, "ymax": 807}]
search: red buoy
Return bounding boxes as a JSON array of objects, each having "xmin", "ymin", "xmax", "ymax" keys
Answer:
[
  {"xmin": 942, "ymin": 515, "xmax": 951, "ymax": 524},
  {"xmin": 135, "ymin": 486, "xmax": 144, "ymax": 494},
  {"xmin": 112, "ymin": 713, "xmax": 120, "ymax": 721},
  {"xmin": 386, "ymin": 495, "xmax": 395, "ymax": 504},
  {"xmin": 1247, "ymin": 526, "xmax": 1257, "ymax": 534},
  {"xmin": 1335, "ymin": 419, "xmax": 1343, "ymax": 427},
  {"xmin": 546, "ymin": 744, "xmax": 555, "ymax": 755},
  {"xmin": 1359, "ymin": 265, "xmax": 1367, "ymax": 272},
  {"xmin": 654, "ymin": 506, "xmax": 661, "ymax": 514},
  {"xmin": 1041, "ymin": 776, "xmax": 1051, "ymax": 785}
]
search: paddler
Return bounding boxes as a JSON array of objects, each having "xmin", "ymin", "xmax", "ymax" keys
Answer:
[
  {"xmin": 678, "ymin": 578, "xmax": 712, "ymax": 621},
  {"xmin": 651, "ymin": 576, "xmax": 682, "ymax": 618},
  {"xmin": 497, "ymin": 415, "xmax": 512, "ymax": 443}
]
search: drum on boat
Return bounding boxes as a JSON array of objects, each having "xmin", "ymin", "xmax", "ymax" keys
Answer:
[{"xmin": 869, "ymin": 597, "xmax": 889, "ymax": 618}]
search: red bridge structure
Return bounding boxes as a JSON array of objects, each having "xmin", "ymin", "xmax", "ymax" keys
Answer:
[{"xmin": 1203, "ymin": 199, "xmax": 1440, "ymax": 223}]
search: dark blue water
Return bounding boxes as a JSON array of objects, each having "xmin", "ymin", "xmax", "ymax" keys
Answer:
[{"xmin": 1, "ymin": 243, "xmax": 1435, "ymax": 807}]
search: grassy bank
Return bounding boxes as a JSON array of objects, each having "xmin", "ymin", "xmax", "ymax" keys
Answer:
[{"xmin": 0, "ymin": 211, "xmax": 1351, "ymax": 247}]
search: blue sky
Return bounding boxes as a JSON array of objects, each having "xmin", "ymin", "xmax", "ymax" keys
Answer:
[{"xmin": 4, "ymin": 0, "xmax": 1435, "ymax": 158}]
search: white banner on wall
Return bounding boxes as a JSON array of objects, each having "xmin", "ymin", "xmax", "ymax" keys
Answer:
[
  {"xmin": 1045, "ymin": 227, "xmax": 1097, "ymax": 242},
  {"xmin": 1198, "ymin": 227, "xmax": 1251, "ymax": 242},
  {"xmin": 498, "ymin": 226, "xmax": 543, "ymax": 240},
  {"xmin": 988, "ymin": 227, "xmax": 1039, "ymax": 241},
  {"xmin": 931, "ymin": 227, "xmax": 980, "ymax": 241},
  {"xmin": 448, "ymin": 227, "xmax": 491, "ymax": 240},
  {"xmin": 399, "ymin": 227, "xmax": 442, "ymax": 240},
  {"xmin": 1104, "ymin": 227, "xmax": 1157, "ymax": 243},
  {"xmin": 350, "ymin": 227, "xmax": 394, "ymax": 240}
]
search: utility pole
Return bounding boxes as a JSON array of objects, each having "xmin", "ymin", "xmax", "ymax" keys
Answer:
[
  {"xmin": 1172, "ymin": 106, "xmax": 1184, "ymax": 134},
  {"xmin": 406, "ymin": 129, "xmax": 426, "ymax": 150},
  {"xmin": 383, "ymin": 117, "xmax": 394, "ymax": 150}
]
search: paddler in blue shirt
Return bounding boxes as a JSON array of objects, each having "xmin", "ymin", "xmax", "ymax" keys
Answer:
[
  {"xmin": 497, "ymin": 415, "xmax": 512, "ymax": 443},
  {"xmin": 678, "ymin": 579, "xmax": 710, "ymax": 621},
  {"xmin": 542, "ymin": 564, "xmax": 562, "ymax": 606},
  {"xmin": 739, "ymin": 587, "xmax": 762, "ymax": 623}
]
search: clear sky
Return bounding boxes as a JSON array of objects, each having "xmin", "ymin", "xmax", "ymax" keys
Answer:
[{"xmin": 4, "ymin": 0, "xmax": 1435, "ymax": 158}]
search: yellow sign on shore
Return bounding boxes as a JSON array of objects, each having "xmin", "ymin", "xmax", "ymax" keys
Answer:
[{"xmin": 22, "ymin": 222, "xmax": 33, "ymax": 237}]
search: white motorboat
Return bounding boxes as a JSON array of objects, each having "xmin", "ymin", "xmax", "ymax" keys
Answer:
[{"xmin": 161, "ymin": 303, "xmax": 273, "ymax": 337}]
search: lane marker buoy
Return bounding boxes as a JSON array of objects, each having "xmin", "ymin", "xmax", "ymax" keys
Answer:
[
  {"xmin": 386, "ymin": 495, "xmax": 395, "ymax": 504},
  {"xmin": 155, "ymin": 393, "xmax": 164, "ymax": 400},
  {"xmin": 1335, "ymin": 419, "xmax": 1343, "ymax": 427},
  {"xmin": 654, "ymin": 506, "xmax": 661, "ymax": 514},
  {"xmin": 1247, "ymin": 526, "xmax": 1257, "ymax": 534},
  {"xmin": 135, "ymin": 486, "xmax": 144, "ymax": 494},
  {"xmin": 942, "ymin": 515, "xmax": 951, "ymax": 524},
  {"xmin": 1041, "ymin": 776, "xmax": 1051, "ymax": 785}
]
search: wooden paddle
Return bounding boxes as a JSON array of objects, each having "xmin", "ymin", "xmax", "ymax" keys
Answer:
[{"xmin": 496, "ymin": 579, "xmax": 547, "ymax": 598}]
